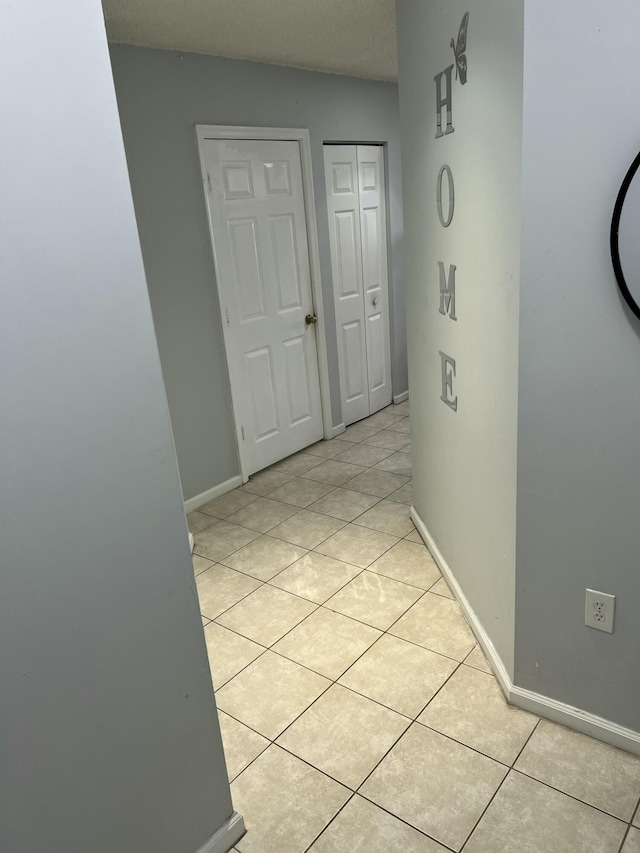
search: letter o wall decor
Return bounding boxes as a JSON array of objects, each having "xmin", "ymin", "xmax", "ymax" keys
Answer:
[{"xmin": 611, "ymin": 148, "xmax": 640, "ymax": 322}]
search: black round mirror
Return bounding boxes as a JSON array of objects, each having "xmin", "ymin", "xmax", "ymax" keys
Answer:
[{"xmin": 611, "ymin": 149, "xmax": 640, "ymax": 322}]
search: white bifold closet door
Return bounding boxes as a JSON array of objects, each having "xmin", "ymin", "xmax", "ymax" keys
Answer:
[{"xmin": 324, "ymin": 144, "xmax": 392, "ymax": 426}]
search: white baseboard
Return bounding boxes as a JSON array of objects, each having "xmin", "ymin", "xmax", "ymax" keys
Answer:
[
  {"xmin": 184, "ymin": 475, "xmax": 243, "ymax": 514},
  {"xmin": 194, "ymin": 811, "xmax": 245, "ymax": 853},
  {"xmin": 393, "ymin": 390, "xmax": 409, "ymax": 404},
  {"xmin": 410, "ymin": 505, "xmax": 640, "ymax": 757},
  {"xmin": 330, "ymin": 422, "xmax": 346, "ymax": 438}
]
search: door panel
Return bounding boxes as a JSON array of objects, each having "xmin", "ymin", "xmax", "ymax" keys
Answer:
[
  {"xmin": 245, "ymin": 346, "xmax": 279, "ymax": 441},
  {"xmin": 342, "ymin": 320, "xmax": 367, "ymax": 403},
  {"xmin": 228, "ymin": 218, "xmax": 266, "ymax": 322},
  {"xmin": 335, "ymin": 211, "xmax": 361, "ymax": 298},
  {"xmin": 361, "ymin": 207, "xmax": 381, "ymax": 290},
  {"xmin": 282, "ymin": 335, "xmax": 313, "ymax": 425},
  {"xmin": 202, "ymin": 138, "xmax": 324, "ymax": 474},
  {"xmin": 366, "ymin": 312, "xmax": 386, "ymax": 392},
  {"xmin": 324, "ymin": 144, "xmax": 392, "ymax": 426},
  {"xmin": 270, "ymin": 214, "xmax": 302, "ymax": 312}
]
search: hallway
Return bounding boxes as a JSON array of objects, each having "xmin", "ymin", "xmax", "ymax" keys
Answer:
[{"xmin": 189, "ymin": 404, "xmax": 640, "ymax": 853}]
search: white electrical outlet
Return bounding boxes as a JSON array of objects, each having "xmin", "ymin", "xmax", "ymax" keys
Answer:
[{"xmin": 585, "ymin": 588, "xmax": 616, "ymax": 634}]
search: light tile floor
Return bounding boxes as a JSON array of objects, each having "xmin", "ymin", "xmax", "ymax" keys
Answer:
[{"xmin": 189, "ymin": 403, "xmax": 640, "ymax": 853}]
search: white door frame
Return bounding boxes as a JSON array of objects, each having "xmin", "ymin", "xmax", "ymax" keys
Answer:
[{"xmin": 195, "ymin": 125, "xmax": 334, "ymax": 482}]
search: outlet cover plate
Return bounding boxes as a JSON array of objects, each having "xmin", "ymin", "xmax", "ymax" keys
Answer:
[{"xmin": 585, "ymin": 588, "xmax": 615, "ymax": 634}]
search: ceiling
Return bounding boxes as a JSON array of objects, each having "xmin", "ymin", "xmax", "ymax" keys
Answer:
[{"xmin": 102, "ymin": 0, "xmax": 398, "ymax": 82}]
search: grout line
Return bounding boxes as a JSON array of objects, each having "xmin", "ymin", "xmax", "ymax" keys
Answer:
[
  {"xmin": 267, "ymin": 565, "xmax": 368, "ymax": 606},
  {"xmin": 413, "ymin": 719, "xmax": 511, "ymax": 770},
  {"xmin": 509, "ymin": 767, "xmax": 636, "ymax": 825},
  {"xmin": 458, "ymin": 710, "xmax": 542, "ymax": 851},
  {"xmin": 352, "ymin": 723, "xmax": 412, "ymax": 795},
  {"xmin": 458, "ymin": 768, "xmax": 510, "ymax": 851},
  {"xmin": 301, "ymin": 792, "xmax": 358, "ymax": 853},
  {"xmin": 198, "ymin": 581, "xmax": 267, "ymax": 624},
  {"xmin": 355, "ymin": 792, "xmax": 457, "ymax": 852},
  {"xmin": 510, "ymin": 717, "xmax": 541, "ymax": 767},
  {"xmin": 618, "ymin": 826, "xmax": 632, "ymax": 853},
  {"xmin": 410, "ymin": 659, "xmax": 464, "ymax": 721}
]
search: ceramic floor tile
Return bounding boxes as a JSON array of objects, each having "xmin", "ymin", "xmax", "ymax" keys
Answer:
[
  {"xmin": 302, "ymin": 459, "xmax": 367, "ymax": 486},
  {"xmin": 232, "ymin": 745, "xmax": 349, "ymax": 853},
  {"xmin": 341, "ymin": 423, "xmax": 382, "ymax": 443},
  {"xmin": 225, "ymin": 497, "xmax": 298, "ymax": 533},
  {"xmin": 399, "ymin": 441, "xmax": 412, "ymax": 454},
  {"xmin": 315, "ymin": 524, "xmax": 398, "ymax": 569},
  {"xmin": 273, "ymin": 607, "xmax": 381, "ymax": 679},
  {"xmin": 216, "ymin": 584, "xmax": 316, "ymax": 646},
  {"xmin": 202, "ymin": 615, "xmax": 210, "ymax": 626},
  {"xmin": 269, "ymin": 509, "xmax": 346, "ymax": 549},
  {"xmin": 386, "ymin": 416, "xmax": 411, "ymax": 433},
  {"xmin": 269, "ymin": 451, "xmax": 322, "ymax": 476},
  {"xmin": 635, "ymin": 803, "xmax": 640, "ymax": 827},
  {"xmin": 187, "ymin": 510, "xmax": 219, "ymax": 535},
  {"xmin": 310, "ymin": 795, "xmax": 448, "ymax": 853},
  {"xmin": 339, "ymin": 634, "xmax": 457, "ymax": 719},
  {"xmin": 345, "ymin": 468, "xmax": 410, "ymax": 498},
  {"xmin": 307, "ymin": 487, "xmax": 380, "ymax": 522},
  {"xmin": 463, "ymin": 770, "xmax": 626, "ymax": 853},
  {"xmin": 334, "ymin": 443, "xmax": 394, "ymax": 467},
  {"xmin": 387, "ymin": 480, "xmax": 414, "ymax": 504},
  {"xmin": 429, "ymin": 577, "xmax": 454, "ymax": 599},
  {"xmin": 361, "ymin": 409, "xmax": 404, "ymax": 429},
  {"xmin": 216, "ymin": 651, "xmax": 330, "ymax": 740},
  {"xmin": 361, "ymin": 723, "xmax": 507, "ymax": 851},
  {"xmin": 305, "ymin": 438, "xmax": 353, "ymax": 459},
  {"xmin": 374, "ymin": 451, "xmax": 412, "ymax": 477},
  {"xmin": 192, "ymin": 554, "xmax": 214, "ymax": 576},
  {"xmin": 390, "ymin": 593, "xmax": 476, "ymax": 660},
  {"xmin": 218, "ymin": 711, "xmax": 269, "ymax": 781},
  {"xmin": 465, "ymin": 644, "xmax": 492, "ymax": 673},
  {"xmin": 269, "ymin": 552, "xmax": 362, "ymax": 604},
  {"xmin": 203, "ymin": 621, "xmax": 265, "ymax": 688},
  {"xmin": 199, "ymin": 489, "xmax": 258, "ymax": 519},
  {"xmin": 622, "ymin": 827, "xmax": 640, "ymax": 853},
  {"xmin": 514, "ymin": 719, "xmax": 640, "ymax": 820},
  {"xmin": 266, "ymin": 477, "xmax": 335, "ymax": 508},
  {"xmin": 404, "ymin": 528, "xmax": 422, "ymax": 542},
  {"xmin": 277, "ymin": 684, "xmax": 409, "ymax": 789},
  {"xmin": 354, "ymin": 499, "xmax": 415, "ymax": 537},
  {"xmin": 368, "ymin": 540, "xmax": 440, "ymax": 589},
  {"xmin": 221, "ymin": 535, "xmax": 307, "ymax": 581},
  {"xmin": 325, "ymin": 570, "xmax": 423, "ymax": 630},
  {"xmin": 419, "ymin": 665, "xmax": 538, "ymax": 765},
  {"xmin": 362, "ymin": 429, "xmax": 412, "ymax": 451},
  {"xmin": 195, "ymin": 564, "xmax": 262, "ymax": 620},
  {"xmin": 193, "ymin": 520, "xmax": 261, "ymax": 562},
  {"xmin": 392, "ymin": 400, "xmax": 410, "ymax": 417},
  {"xmin": 241, "ymin": 470, "xmax": 294, "ymax": 496}
]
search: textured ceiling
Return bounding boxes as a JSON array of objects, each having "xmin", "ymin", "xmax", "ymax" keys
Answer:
[{"xmin": 102, "ymin": 0, "xmax": 398, "ymax": 82}]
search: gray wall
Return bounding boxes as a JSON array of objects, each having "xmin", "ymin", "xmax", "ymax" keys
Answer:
[
  {"xmin": 396, "ymin": 0, "xmax": 523, "ymax": 674},
  {"xmin": 109, "ymin": 45, "xmax": 405, "ymax": 502},
  {"xmin": 0, "ymin": 2, "xmax": 234, "ymax": 851},
  {"xmin": 515, "ymin": 0, "xmax": 640, "ymax": 730}
]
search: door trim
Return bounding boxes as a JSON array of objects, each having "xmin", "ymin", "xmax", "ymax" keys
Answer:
[{"xmin": 195, "ymin": 125, "xmax": 333, "ymax": 481}]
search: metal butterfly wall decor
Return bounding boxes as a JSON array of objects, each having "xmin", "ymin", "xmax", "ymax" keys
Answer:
[{"xmin": 450, "ymin": 12, "xmax": 469, "ymax": 84}]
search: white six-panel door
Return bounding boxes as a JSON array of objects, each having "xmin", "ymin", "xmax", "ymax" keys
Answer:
[
  {"xmin": 324, "ymin": 144, "xmax": 392, "ymax": 425},
  {"xmin": 201, "ymin": 138, "xmax": 324, "ymax": 475}
]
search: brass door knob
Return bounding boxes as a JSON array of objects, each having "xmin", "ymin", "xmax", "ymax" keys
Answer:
[{"xmin": 305, "ymin": 314, "xmax": 318, "ymax": 325}]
